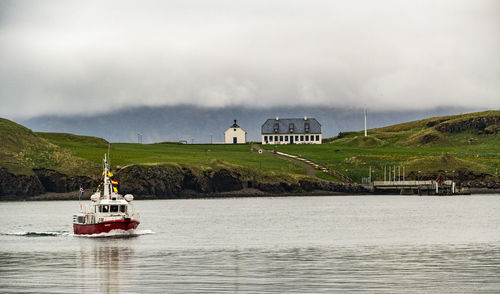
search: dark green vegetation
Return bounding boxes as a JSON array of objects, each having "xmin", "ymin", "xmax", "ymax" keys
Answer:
[{"xmin": 263, "ymin": 110, "xmax": 500, "ymax": 183}]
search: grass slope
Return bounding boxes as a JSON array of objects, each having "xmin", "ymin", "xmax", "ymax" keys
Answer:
[
  {"xmin": 0, "ymin": 119, "xmax": 99, "ymax": 176},
  {"xmin": 37, "ymin": 133, "xmax": 307, "ymax": 181}
]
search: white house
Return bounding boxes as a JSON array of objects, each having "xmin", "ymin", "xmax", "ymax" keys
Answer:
[
  {"xmin": 261, "ymin": 116, "xmax": 322, "ymax": 145},
  {"xmin": 224, "ymin": 120, "xmax": 247, "ymax": 144}
]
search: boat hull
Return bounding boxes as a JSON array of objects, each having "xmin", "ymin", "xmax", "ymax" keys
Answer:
[{"xmin": 73, "ymin": 219, "xmax": 140, "ymax": 235}]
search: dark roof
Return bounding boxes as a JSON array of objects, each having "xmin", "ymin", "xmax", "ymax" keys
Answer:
[{"xmin": 261, "ymin": 118, "xmax": 321, "ymax": 134}]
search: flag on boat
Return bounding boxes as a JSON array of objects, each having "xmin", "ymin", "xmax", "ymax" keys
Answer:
[
  {"xmin": 80, "ymin": 185, "xmax": 84, "ymax": 195},
  {"xmin": 113, "ymin": 187, "xmax": 118, "ymax": 193},
  {"xmin": 111, "ymin": 180, "xmax": 118, "ymax": 185},
  {"xmin": 102, "ymin": 171, "xmax": 113, "ymax": 177}
]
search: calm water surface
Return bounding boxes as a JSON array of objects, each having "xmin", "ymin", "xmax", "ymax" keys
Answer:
[{"xmin": 1, "ymin": 195, "xmax": 500, "ymax": 293}]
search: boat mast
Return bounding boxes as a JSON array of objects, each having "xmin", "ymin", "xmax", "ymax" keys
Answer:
[{"xmin": 103, "ymin": 153, "xmax": 111, "ymax": 199}]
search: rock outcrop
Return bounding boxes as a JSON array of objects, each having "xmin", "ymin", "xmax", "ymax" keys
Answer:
[
  {"xmin": 33, "ymin": 168, "xmax": 97, "ymax": 193},
  {"xmin": 435, "ymin": 116, "xmax": 500, "ymax": 134},
  {"xmin": 0, "ymin": 168, "xmax": 45, "ymax": 196}
]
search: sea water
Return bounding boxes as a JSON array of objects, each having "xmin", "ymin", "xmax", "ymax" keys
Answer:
[{"xmin": 1, "ymin": 195, "xmax": 500, "ymax": 293}]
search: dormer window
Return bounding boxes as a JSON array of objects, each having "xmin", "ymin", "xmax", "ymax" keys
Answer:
[
  {"xmin": 289, "ymin": 123, "xmax": 294, "ymax": 133},
  {"xmin": 274, "ymin": 123, "xmax": 279, "ymax": 133},
  {"xmin": 305, "ymin": 123, "xmax": 310, "ymax": 133}
]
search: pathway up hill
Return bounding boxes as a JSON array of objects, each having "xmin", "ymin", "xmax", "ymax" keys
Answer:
[{"xmin": 262, "ymin": 110, "xmax": 500, "ymax": 190}]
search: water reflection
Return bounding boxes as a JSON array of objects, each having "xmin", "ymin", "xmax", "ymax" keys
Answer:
[{"xmin": 76, "ymin": 240, "xmax": 135, "ymax": 293}]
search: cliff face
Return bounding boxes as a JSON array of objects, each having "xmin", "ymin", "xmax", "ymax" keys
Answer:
[
  {"xmin": 0, "ymin": 168, "xmax": 45, "ymax": 196},
  {"xmin": 1, "ymin": 164, "xmax": 496, "ymax": 199},
  {"xmin": 1, "ymin": 165, "xmax": 370, "ymax": 199}
]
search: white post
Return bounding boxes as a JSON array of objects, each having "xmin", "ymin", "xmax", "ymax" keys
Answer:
[{"xmin": 364, "ymin": 108, "xmax": 367, "ymax": 137}]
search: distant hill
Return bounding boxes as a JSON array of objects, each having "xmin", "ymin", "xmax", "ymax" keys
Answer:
[{"xmin": 328, "ymin": 110, "xmax": 500, "ymax": 147}]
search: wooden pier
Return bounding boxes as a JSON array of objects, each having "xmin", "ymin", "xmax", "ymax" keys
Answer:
[{"xmin": 371, "ymin": 180, "xmax": 469, "ymax": 195}]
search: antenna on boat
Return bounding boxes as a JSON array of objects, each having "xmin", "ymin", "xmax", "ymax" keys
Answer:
[{"xmin": 107, "ymin": 143, "xmax": 111, "ymax": 165}]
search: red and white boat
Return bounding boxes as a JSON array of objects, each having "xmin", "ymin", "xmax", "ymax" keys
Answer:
[{"xmin": 73, "ymin": 154, "xmax": 140, "ymax": 235}]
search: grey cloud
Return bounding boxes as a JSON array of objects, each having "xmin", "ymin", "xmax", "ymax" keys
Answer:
[{"xmin": 0, "ymin": 0, "xmax": 499, "ymax": 118}]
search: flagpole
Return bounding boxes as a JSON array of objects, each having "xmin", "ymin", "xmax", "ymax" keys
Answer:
[{"xmin": 79, "ymin": 184, "xmax": 82, "ymax": 211}]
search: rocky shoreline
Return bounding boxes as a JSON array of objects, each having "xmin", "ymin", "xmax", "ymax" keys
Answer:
[
  {"xmin": 1, "ymin": 166, "xmax": 498, "ymax": 201},
  {"xmin": 0, "ymin": 166, "xmax": 369, "ymax": 200}
]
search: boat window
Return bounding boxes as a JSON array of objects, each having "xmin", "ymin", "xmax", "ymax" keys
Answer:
[
  {"xmin": 110, "ymin": 205, "xmax": 119, "ymax": 213},
  {"xmin": 102, "ymin": 205, "xmax": 109, "ymax": 213},
  {"xmin": 120, "ymin": 205, "xmax": 126, "ymax": 213}
]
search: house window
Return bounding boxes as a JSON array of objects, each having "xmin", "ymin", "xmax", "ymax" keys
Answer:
[
  {"xmin": 264, "ymin": 136, "xmax": 268, "ymax": 142},
  {"xmin": 300, "ymin": 135, "xmax": 304, "ymax": 141},
  {"xmin": 316, "ymin": 135, "xmax": 320, "ymax": 141},
  {"xmin": 289, "ymin": 123, "xmax": 294, "ymax": 133},
  {"xmin": 285, "ymin": 136, "xmax": 288, "ymax": 141},
  {"xmin": 269, "ymin": 136, "xmax": 273, "ymax": 142},
  {"xmin": 279, "ymin": 136, "xmax": 283, "ymax": 142},
  {"xmin": 274, "ymin": 136, "xmax": 278, "ymax": 141},
  {"xmin": 305, "ymin": 135, "xmax": 309, "ymax": 141},
  {"xmin": 274, "ymin": 123, "xmax": 279, "ymax": 133},
  {"xmin": 295, "ymin": 135, "xmax": 299, "ymax": 141},
  {"xmin": 305, "ymin": 123, "xmax": 310, "ymax": 133}
]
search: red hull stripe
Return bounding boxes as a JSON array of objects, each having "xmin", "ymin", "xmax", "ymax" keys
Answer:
[{"xmin": 74, "ymin": 220, "xmax": 140, "ymax": 235}]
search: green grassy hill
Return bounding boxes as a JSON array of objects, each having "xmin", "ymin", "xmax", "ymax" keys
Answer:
[
  {"xmin": 1, "ymin": 110, "xmax": 498, "ymax": 185},
  {"xmin": 263, "ymin": 110, "xmax": 500, "ymax": 182},
  {"xmin": 0, "ymin": 119, "xmax": 99, "ymax": 176}
]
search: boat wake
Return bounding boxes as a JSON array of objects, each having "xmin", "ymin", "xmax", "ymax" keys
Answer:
[
  {"xmin": 74, "ymin": 229, "xmax": 155, "ymax": 238},
  {"xmin": 0, "ymin": 231, "xmax": 71, "ymax": 237},
  {"xmin": 0, "ymin": 229, "xmax": 154, "ymax": 238}
]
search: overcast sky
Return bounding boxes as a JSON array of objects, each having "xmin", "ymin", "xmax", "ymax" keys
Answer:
[{"xmin": 0, "ymin": 0, "xmax": 499, "ymax": 118}]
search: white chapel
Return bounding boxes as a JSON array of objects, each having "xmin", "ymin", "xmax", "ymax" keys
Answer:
[{"xmin": 224, "ymin": 120, "xmax": 247, "ymax": 144}]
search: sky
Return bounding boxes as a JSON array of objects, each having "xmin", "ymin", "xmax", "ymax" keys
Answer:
[{"xmin": 0, "ymin": 0, "xmax": 499, "ymax": 119}]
